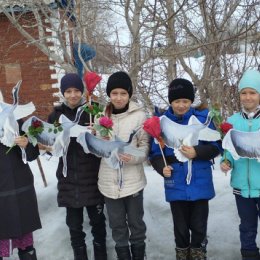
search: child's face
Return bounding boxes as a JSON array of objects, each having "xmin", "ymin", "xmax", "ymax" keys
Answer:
[
  {"xmin": 240, "ymin": 88, "xmax": 260, "ymax": 112},
  {"xmin": 63, "ymin": 87, "xmax": 82, "ymax": 108},
  {"xmin": 171, "ymin": 98, "xmax": 192, "ymax": 116},
  {"xmin": 110, "ymin": 88, "xmax": 129, "ymax": 109}
]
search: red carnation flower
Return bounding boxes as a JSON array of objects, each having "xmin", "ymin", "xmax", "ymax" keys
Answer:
[
  {"xmin": 143, "ymin": 116, "xmax": 161, "ymax": 139},
  {"xmin": 32, "ymin": 119, "xmax": 43, "ymax": 129},
  {"xmin": 99, "ymin": 116, "xmax": 113, "ymax": 128},
  {"xmin": 220, "ymin": 122, "xmax": 233, "ymax": 135}
]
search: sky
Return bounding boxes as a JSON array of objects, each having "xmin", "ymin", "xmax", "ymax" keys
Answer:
[{"xmin": 4, "ymin": 155, "xmax": 258, "ymax": 260}]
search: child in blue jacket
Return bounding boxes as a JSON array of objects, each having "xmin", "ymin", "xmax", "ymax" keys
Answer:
[
  {"xmin": 150, "ymin": 78, "xmax": 221, "ymax": 260},
  {"xmin": 220, "ymin": 69, "xmax": 260, "ymax": 260}
]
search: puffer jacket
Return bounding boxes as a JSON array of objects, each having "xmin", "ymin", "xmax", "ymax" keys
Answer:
[
  {"xmin": 48, "ymin": 103, "xmax": 104, "ymax": 207},
  {"xmin": 221, "ymin": 112, "xmax": 260, "ymax": 198},
  {"xmin": 149, "ymin": 107, "xmax": 221, "ymax": 202},
  {"xmin": 98, "ymin": 101, "xmax": 150, "ymax": 199}
]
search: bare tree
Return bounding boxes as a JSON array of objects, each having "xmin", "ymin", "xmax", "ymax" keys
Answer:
[{"xmin": 2, "ymin": 0, "xmax": 260, "ymax": 116}]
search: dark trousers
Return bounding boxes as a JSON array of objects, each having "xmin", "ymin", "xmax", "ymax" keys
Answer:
[
  {"xmin": 104, "ymin": 190, "xmax": 146, "ymax": 248},
  {"xmin": 170, "ymin": 200, "xmax": 209, "ymax": 248},
  {"xmin": 235, "ymin": 195, "xmax": 260, "ymax": 251},
  {"xmin": 66, "ymin": 204, "xmax": 106, "ymax": 248}
]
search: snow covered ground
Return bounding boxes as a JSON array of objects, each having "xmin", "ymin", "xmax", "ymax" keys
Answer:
[{"xmin": 4, "ymin": 155, "xmax": 255, "ymax": 260}]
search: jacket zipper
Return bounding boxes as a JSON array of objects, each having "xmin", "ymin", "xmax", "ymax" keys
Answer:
[{"xmin": 247, "ymin": 119, "xmax": 252, "ymax": 197}]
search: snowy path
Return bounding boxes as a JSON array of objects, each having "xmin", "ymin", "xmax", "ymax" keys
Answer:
[{"xmin": 4, "ymin": 156, "xmax": 254, "ymax": 259}]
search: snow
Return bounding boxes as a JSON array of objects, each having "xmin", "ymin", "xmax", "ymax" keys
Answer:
[{"xmin": 4, "ymin": 155, "xmax": 254, "ymax": 260}]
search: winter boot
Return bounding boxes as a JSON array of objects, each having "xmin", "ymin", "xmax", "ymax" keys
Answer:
[
  {"xmin": 131, "ymin": 242, "xmax": 146, "ymax": 260},
  {"xmin": 18, "ymin": 248, "xmax": 37, "ymax": 260},
  {"xmin": 73, "ymin": 245, "xmax": 88, "ymax": 260},
  {"xmin": 190, "ymin": 247, "xmax": 206, "ymax": 260},
  {"xmin": 115, "ymin": 246, "xmax": 131, "ymax": 260},
  {"xmin": 241, "ymin": 249, "xmax": 260, "ymax": 260},
  {"xmin": 176, "ymin": 247, "xmax": 190, "ymax": 260},
  {"xmin": 93, "ymin": 241, "xmax": 107, "ymax": 260}
]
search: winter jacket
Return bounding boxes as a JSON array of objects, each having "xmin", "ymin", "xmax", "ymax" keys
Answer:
[
  {"xmin": 48, "ymin": 103, "xmax": 104, "ymax": 207},
  {"xmin": 221, "ymin": 112, "xmax": 260, "ymax": 198},
  {"xmin": 98, "ymin": 101, "xmax": 150, "ymax": 199},
  {"xmin": 149, "ymin": 107, "xmax": 221, "ymax": 202},
  {"xmin": 0, "ymin": 121, "xmax": 41, "ymax": 239}
]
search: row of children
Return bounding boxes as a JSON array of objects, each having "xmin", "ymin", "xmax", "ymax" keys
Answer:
[{"xmin": 0, "ymin": 69, "xmax": 260, "ymax": 260}]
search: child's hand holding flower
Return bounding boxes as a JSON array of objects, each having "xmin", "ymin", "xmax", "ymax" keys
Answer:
[{"xmin": 14, "ymin": 136, "xmax": 29, "ymax": 149}]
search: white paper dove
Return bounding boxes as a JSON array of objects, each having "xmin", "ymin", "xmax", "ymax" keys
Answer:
[
  {"xmin": 76, "ymin": 129, "xmax": 144, "ymax": 169},
  {"xmin": 22, "ymin": 106, "xmax": 88, "ymax": 176},
  {"xmin": 222, "ymin": 129, "xmax": 260, "ymax": 160},
  {"xmin": 0, "ymin": 80, "xmax": 35, "ymax": 163},
  {"xmin": 160, "ymin": 113, "xmax": 221, "ymax": 184},
  {"xmin": 77, "ymin": 129, "xmax": 144, "ymax": 189}
]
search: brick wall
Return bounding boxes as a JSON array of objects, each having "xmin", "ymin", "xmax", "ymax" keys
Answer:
[{"xmin": 0, "ymin": 12, "xmax": 59, "ymax": 120}]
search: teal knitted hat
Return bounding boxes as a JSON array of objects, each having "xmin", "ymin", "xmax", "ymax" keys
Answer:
[{"xmin": 238, "ymin": 70, "xmax": 260, "ymax": 93}]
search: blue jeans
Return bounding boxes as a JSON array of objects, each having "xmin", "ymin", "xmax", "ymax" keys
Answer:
[{"xmin": 235, "ymin": 195, "xmax": 260, "ymax": 251}]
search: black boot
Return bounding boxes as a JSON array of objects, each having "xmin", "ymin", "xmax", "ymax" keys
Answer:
[
  {"xmin": 131, "ymin": 242, "xmax": 146, "ymax": 260},
  {"xmin": 93, "ymin": 241, "xmax": 107, "ymax": 260},
  {"xmin": 115, "ymin": 246, "xmax": 131, "ymax": 260},
  {"xmin": 73, "ymin": 245, "xmax": 88, "ymax": 260},
  {"xmin": 241, "ymin": 249, "xmax": 260, "ymax": 260},
  {"xmin": 18, "ymin": 248, "xmax": 37, "ymax": 260}
]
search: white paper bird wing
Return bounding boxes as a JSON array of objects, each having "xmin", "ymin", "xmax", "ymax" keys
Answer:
[
  {"xmin": 58, "ymin": 114, "xmax": 74, "ymax": 128},
  {"xmin": 51, "ymin": 131, "xmax": 70, "ymax": 157},
  {"xmin": 0, "ymin": 102, "xmax": 10, "ymax": 112},
  {"xmin": 198, "ymin": 127, "xmax": 221, "ymax": 142},
  {"xmin": 121, "ymin": 145, "xmax": 146, "ymax": 158},
  {"xmin": 77, "ymin": 132, "xmax": 91, "ymax": 154},
  {"xmin": 223, "ymin": 129, "xmax": 260, "ymax": 160},
  {"xmin": 160, "ymin": 115, "xmax": 185, "ymax": 148},
  {"xmin": 0, "ymin": 116, "xmax": 19, "ymax": 147},
  {"xmin": 70, "ymin": 124, "xmax": 91, "ymax": 137},
  {"xmin": 76, "ymin": 132, "xmax": 115, "ymax": 158},
  {"xmin": 187, "ymin": 115, "xmax": 202, "ymax": 125},
  {"xmin": 22, "ymin": 116, "xmax": 58, "ymax": 146},
  {"xmin": 13, "ymin": 102, "xmax": 35, "ymax": 120}
]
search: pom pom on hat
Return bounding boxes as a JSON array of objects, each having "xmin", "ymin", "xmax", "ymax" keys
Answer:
[
  {"xmin": 106, "ymin": 71, "xmax": 133, "ymax": 97},
  {"xmin": 238, "ymin": 69, "xmax": 260, "ymax": 93},
  {"xmin": 60, "ymin": 73, "xmax": 84, "ymax": 96},
  {"xmin": 168, "ymin": 78, "xmax": 195, "ymax": 103}
]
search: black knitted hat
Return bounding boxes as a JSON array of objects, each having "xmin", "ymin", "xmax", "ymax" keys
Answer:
[
  {"xmin": 106, "ymin": 71, "xmax": 133, "ymax": 97},
  {"xmin": 60, "ymin": 73, "xmax": 84, "ymax": 96},
  {"xmin": 168, "ymin": 78, "xmax": 194, "ymax": 103}
]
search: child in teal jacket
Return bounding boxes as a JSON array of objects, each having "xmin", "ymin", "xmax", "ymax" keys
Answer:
[{"xmin": 221, "ymin": 69, "xmax": 260, "ymax": 260}]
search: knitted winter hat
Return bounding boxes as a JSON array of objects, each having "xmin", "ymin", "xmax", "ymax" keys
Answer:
[
  {"xmin": 60, "ymin": 73, "xmax": 84, "ymax": 96},
  {"xmin": 168, "ymin": 78, "xmax": 195, "ymax": 103},
  {"xmin": 106, "ymin": 71, "xmax": 133, "ymax": 97},
  {"xmin": 238, "ymin": 69, "xmax": 260, "ymax": 93}
]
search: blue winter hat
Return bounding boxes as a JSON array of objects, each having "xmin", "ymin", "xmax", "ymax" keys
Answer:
[
  {"xmin": 60, "ymin": 73, "xmax": 84, "ymax": 95},
  {"xmin": 238, "ymin": 70, "xmax": 260, "ymax": 93}
]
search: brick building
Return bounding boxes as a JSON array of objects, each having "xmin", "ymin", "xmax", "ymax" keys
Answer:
[{"xmin": 0, "ymin": 4, "xmax": 61, "ymax": 120}]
